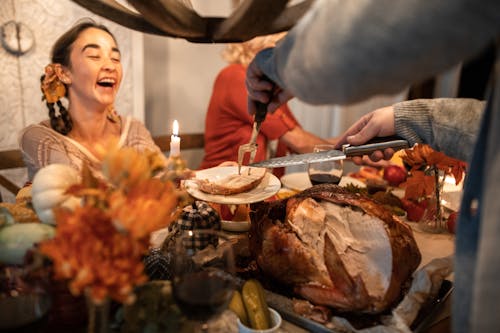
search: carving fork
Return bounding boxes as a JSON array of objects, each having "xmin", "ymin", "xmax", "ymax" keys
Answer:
[{"xmin": 237, "ymin": 101, "xmax": 268, "ymax": 175}]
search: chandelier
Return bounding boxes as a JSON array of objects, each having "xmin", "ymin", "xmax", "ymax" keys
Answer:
[{"xmin": 71, "ymin": 0, "xmax": 314, "ymax": 43}]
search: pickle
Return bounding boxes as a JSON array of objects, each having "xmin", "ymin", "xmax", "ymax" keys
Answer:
[
  {"xmin": 241, "ymin": 279, "xmax": 271, "ymax": 329},
  {"xmin": 229, "ymin": 290, "xmax": 249, "ymax": 326}
]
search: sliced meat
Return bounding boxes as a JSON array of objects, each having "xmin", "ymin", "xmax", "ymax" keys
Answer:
[
  {"xmin": 197, "ymin": 167, "xmax": 266, "ymax": 195},
  {"xmin": 249, "ymin": 184, "xmax": 421, "ymax": 314}
]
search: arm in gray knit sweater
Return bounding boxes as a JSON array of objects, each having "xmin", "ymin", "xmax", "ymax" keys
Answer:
[
  {"xmin": 246, "ymin": 0, "xmax": 499, "ymax": 114},
  {"xmin": 394, "ymin": 98, "xmax": 484, "ymax": 161},
  {"xmin": 335, "ymin": 98, "xmax": 485, "ymax": 162}
]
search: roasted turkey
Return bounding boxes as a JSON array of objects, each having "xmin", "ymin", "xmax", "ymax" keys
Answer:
[{"xmin": 249, "ymin": 184, "xmax": 421, "ymax": 314}]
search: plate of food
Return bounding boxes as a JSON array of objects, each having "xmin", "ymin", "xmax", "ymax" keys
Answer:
[
  {"xmin": 184, "ymin": 166, "xmax": 281, "ymax": 204},
  {"xmin": 280, "ymin": 172, "xmax": 366, "ymax": 192},
  {"xmin": 220, "ymin": 220, "xmax": 251, "ymax": 232}
]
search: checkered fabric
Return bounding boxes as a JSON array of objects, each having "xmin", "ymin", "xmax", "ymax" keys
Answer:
[
  {"xmin": 163, "ymin": 201, "xmax": 221, "ymax": 251},
  {"xmin": 143, "ymin": 248, "xmax": 173, "ymax": 280},
  {"xmin": 174, "ymin": 201, "xmax": 221, "ymax": 231},
  {"xmin": 145, "ymin": 202, "xmax": 222, "ymax": 280}
]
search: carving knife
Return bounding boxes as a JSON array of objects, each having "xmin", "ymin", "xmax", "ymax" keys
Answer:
[
  {"xmin": 250, "ymin": 136, "xmax": 410, "ymax": 168},
  {"xmin": 237, "ymin": 100, "xmax": 269, "ymax": 174}
]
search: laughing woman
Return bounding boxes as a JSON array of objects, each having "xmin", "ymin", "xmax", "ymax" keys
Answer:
[{"xmin": 19, "ymin": 20, "xmax": 165, "ymax": 181}]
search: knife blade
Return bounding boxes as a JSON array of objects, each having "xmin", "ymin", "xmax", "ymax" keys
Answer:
[{"xmin": 250, "ymin": 136, "xmax": 409, "ymax": 168}]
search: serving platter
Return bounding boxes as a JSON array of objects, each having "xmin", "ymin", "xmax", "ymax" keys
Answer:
[
  {"xmin": 263, "ymin": 279, "xmax": 453, "ymax": 333},
  {"xmin": 280, "ymin": 172, "xmax": 366, "ymax": 192},
  {"xmin": 184, "ymin": 166, "xmax": 281, "ymax": 205}
]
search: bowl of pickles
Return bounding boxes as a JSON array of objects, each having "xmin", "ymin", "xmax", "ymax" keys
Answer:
[{"xmin": 229, "ymin": 279, "xmax": 282, "ymax": 333}]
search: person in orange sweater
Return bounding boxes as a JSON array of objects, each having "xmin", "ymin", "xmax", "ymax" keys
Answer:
[{"xmin": 200, "ymin": 33, "xmax": 331, "ymax": 178}]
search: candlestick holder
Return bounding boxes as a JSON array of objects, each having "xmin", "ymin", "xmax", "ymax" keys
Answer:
[{"xmin": 166, "ymin": 154, "xmax": 187, "ymax": 187}]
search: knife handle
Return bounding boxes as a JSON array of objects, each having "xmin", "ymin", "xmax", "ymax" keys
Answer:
[
  {"xmin": 253, "ymin": 75, "xmax": 275, "ymax": 125},
  {"xmin": 343, "ymin": 135, "xmax": 409, "ymax": 157},
  {"xmin": 254, "ymin": 101, "xmax": 268, "ymax": 124}
]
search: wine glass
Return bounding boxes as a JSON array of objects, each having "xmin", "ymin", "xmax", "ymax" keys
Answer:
[
  {"xmin": 172, "ymin": 229, "xmax": 236, "ymax": 332},
  {"xmin": 308, "ymin": 144, "xmax": 344, "ymax": 185}
]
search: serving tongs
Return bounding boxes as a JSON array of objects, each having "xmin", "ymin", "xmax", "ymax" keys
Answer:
[{"xmin": 237, "ymin": 101, "xmax": 268, "ymax": 175}]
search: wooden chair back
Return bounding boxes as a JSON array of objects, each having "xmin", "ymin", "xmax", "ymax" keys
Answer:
[
  {"xmin": 0, "ymin": 150, "xmax": 24, "ymax": 196},
  {"xmin": 0, "ymin": 133, "xmax": 205, "ymax": 198}
]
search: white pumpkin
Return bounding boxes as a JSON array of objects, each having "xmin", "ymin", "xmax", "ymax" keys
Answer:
[{"xmin": 31, "ymin": 164, "xmax": 81, "ymax": 225}]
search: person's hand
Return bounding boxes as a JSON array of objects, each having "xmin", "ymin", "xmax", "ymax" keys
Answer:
[
  {"xmin": 335, "ymin": 106, "xmax": 397, "ymax": 164},
  {"xmin": 281, "ymin": 127, "xmax": 331, "ymax": 154},
  {"xmin": 217, "ymin": 161, "xmax": 238, "ymax": 167},
  {"xmin": 246, "ymin": 54, "xmax": 293, "ymax": 115}
]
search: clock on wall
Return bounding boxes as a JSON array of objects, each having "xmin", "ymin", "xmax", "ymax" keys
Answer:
[{"xmin": 1, "ymin": 20, "xmax": 35, "ymax": 56}]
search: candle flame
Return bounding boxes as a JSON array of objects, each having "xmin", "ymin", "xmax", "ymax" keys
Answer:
[{"xmin": 172, "ymin": 120, "xmax": 179, "ymax": 136}]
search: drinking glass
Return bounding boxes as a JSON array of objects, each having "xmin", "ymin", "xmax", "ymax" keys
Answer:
[
  {"xmin": 308, "ymin": 144, "xmax": 344, "ymax": 185},
  {"xmin": 172, "ymin": 229, "xmax": 235, "ymax": 332}
]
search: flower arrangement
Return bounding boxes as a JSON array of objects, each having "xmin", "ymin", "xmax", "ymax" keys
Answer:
[
  {"xmin": 401, "ymin": 144, "xmax": 466, "ymax": 228},
  {"xmin": 39, "ymin": 143, "xmax": 180, "ymax": 304}
]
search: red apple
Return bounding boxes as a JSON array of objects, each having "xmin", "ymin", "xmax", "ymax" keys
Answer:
[
  {"xmin": 401, "ymin": 198, "xmax": 426, "ymax": 222},
  {"xmin": 383, "ymin": 165, "xmax": 407, "ymax": 187},
  {"xmin": 447, "ymin": 212, "xmax": 458, "ymax": 234}
]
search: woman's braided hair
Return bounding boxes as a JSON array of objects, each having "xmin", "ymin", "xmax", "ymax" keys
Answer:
[{"xmin": 41, "ymin": 19, "xmax": 117, "ymax": 135}]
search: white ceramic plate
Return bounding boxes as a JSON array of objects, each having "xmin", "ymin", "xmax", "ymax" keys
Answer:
[
  {"xmin": 184, "ymin": 166, "xmax": 281, "ymax": 204},
  {"xmin": 280, "ymin": 172, "xmax": 366, "ymax": 192},
  {"xmin": 220, "ymin": 220, "xmax": 251, "ymax": 232}
]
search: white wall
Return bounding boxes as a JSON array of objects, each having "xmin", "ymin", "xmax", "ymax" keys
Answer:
[
  {"xmin": 143, "ymin": 2, "xmax": 231, "ymax": 170},
  {"xmin": 166, "ymin": 39, "xmax": 226, "ymax": 134},
  {"xmin": 144, "ymin": 0, "xmax": 232, "ymax": 138},
  {"xmin": 0, "ymin": 0, "xmax": 143, "ymax": 201}
]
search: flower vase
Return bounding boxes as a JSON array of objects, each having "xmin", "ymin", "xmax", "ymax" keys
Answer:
[
  {"xmin": 419, "ymin": 171, "xmax": 447, "ymax": 233},
  {"xmin": 85, "ymin": 293, "xmax": 110, "ymax": 333}
]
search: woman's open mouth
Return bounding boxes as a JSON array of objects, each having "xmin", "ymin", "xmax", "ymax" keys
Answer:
[{"xmin": 97, "ymin": 77, "xmax": 116, "ymax": 88}]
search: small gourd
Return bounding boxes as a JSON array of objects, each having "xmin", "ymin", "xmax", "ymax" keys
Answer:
[
  {"xmin": 31, "ymin": 164, "xmax": 81, "ymax": 225},
  {"xmin": 0, "ymin": 223, "xmax": 55, "ymax": 265}
]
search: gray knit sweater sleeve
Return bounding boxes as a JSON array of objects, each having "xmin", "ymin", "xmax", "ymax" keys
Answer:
[
  {"xmin": 254, "ymin": 0, "xmax": 500, "ymax": 105},
  {"xmin": 394, "ymin": 98, "xmax": 485, "ymax": 161}
]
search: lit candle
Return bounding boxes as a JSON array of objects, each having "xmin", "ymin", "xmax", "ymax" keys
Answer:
[{"xmin": 170, "ymin": 120, "xmax": 181, "ymax": 157}]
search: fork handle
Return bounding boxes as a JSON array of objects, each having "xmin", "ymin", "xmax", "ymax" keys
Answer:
[
  {"xmin": 254, "ymin": 74, "xmax": 274, "ymax": 124},
  {"xmin": 254, "ymin": 101, "xmax": 268, "ymax": 124}
]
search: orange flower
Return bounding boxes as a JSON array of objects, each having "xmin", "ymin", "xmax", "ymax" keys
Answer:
[
  {"xmin": 99, "ymin": 143, "xmax": 165, "ymax": 190},
  {"xmin": 108, "ymin": 179, "xmax": 178, "ymax": 239},
  {"xmin": 401, "ymin": 144, "xmax": 467, "ymax": 201},
  {"xmin": 40, "ymin": 206, "xmax": 152, "ymax": 303},
  {"xmin": 402, "ymin": 170, "xmax": 436, "ymax": 200},
  {"xmin": 41, "ymin": 64, "xmax": 66, "ymax": 103},
  {"xmin": 39, "ymin": 144, "xmax": 179, "ymax": 304}
]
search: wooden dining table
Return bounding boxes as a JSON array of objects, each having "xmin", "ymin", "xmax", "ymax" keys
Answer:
[
  {"xmin": 3, "ymin": 164, "xmax": 457, "ymax": 333},
  {"xmin": 3, "ymin": 232, "xmax": 454, "ymax": 333},
  {"xmin": 151, "ymin": 164, "xmax": 458, "ymax": 333}
]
